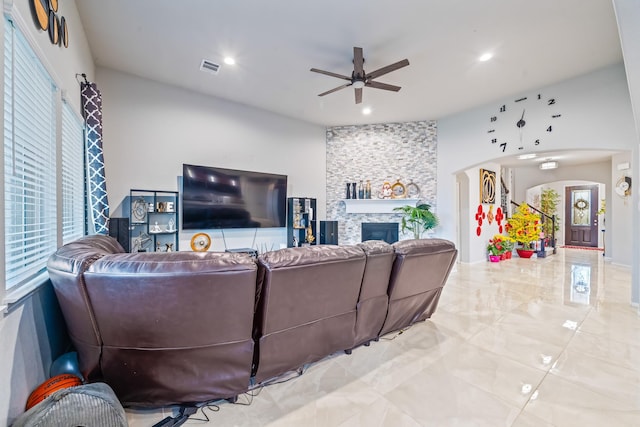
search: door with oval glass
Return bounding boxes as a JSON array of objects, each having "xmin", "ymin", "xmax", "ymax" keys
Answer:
[{"xmin": 565, "ymin": 185, "xmax": 598, "ymax": 247}]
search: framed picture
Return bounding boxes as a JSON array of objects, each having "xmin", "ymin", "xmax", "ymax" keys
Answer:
[{"xmin": 480, "ymin": 168, "xmax": 496, "ymax": 204}]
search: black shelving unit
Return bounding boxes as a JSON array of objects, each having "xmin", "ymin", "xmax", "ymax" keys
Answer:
[
  {"xmin": 287, "ymin": 197, "xmax": 317, "ymax": 247},
  {"xmin": 127, "ymin": 189, "xmax": 179, "ymax": 252}
]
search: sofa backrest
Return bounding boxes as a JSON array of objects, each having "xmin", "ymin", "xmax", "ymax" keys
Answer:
[
  {"xmin": 353, "ymin": 240, "xmax": 395, "ymax": 348},
  {"xmin": 83, "ymin": 250, "xmax": 258, "ymax": 406},
  {"xmin": 253, "ymin": 244, "xmax": 366, "ymax": 383},
  {"xmin": 380, "ymin": 238, "xmax": 458, "ymax": 335},
  {"xmin": 47, "ymin": 235, "xmax": 125, "ymax": 381}
]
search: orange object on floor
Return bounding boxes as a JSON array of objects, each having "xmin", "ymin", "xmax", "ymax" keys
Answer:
[{"xmin": 25, "ymin": 374, "xmax": 82, "ymax": 410}]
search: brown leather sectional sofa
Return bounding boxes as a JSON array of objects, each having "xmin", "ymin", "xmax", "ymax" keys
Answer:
[{"xmin": 47, "ymin": 235, "xmax": 457, "ymax": 407}]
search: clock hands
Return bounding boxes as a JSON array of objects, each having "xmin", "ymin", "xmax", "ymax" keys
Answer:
[{"xmin": 516, "ymin": 109, "xmax": 526, "ymax": 128}]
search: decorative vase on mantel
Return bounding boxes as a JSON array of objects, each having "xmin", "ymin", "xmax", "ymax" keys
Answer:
[{"xmin": 516, "ymin": 248, "xmax": 535, "ymax": 259}]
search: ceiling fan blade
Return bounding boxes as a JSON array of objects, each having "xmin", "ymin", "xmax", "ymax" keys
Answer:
[
  {"xmin": 366, "ymin": 80, "xmax": 402, "ymax": 92},
  {"xmin": 355, "ymin": 87, "xmax": 363, "ymax": 104},
  {"xmin": 353, "ymin": 47, "xmax": 364, "ymax": 77},
  {"xmin": 318, "ymin": 83, "xmax": 351, "ymax": 97},
  {"xmin": 366, "ymin": 58, "xmax": 410, "ymax": 80},
  {"xmin": 310, "ymin": 68, "xmax": 351, "ymax": 81}
]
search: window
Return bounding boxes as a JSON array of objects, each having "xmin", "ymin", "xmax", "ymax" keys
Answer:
[
  {"xmin": 4, "ymin": 18, "xmax": 58, "ymax": 291},
  {"xmin": 61, "ymin": 101, "xmax": 85, "ymax": 244}
]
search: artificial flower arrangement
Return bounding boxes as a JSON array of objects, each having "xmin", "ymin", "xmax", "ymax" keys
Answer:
[
  {"xmin": 505, "ymin": 203, "xmax": 542, "ymax": 250},
  {"xmin": 487, "ymin": 234, "xmax": 515, "ymax": 256}
]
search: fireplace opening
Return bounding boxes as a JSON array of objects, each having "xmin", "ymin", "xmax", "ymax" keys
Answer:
[{"xmin": 361, "ymin": 222, "xmax": 399, "ymax": 244}]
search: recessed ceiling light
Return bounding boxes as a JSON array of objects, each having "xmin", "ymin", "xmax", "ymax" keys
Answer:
[
  {"xmin": 362, "ymin": 107, "xmax": 372, "ymax": 115},
  {"xmin": 479, "ymin": 53, "xmax": 493, "ymax": 62},
  {"xmin": 223, "ymin": 57, "xmax": 236, "ymax": 65},
  {"xmin": 517, "ymin": 153, "xmax": 537, "ymax": 160},
  {"xmin": 539, "ymin": 161, "xmax": 558, "ymax": 170}
]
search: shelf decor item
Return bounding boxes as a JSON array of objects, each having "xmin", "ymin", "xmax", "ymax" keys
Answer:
[
  {"xmin": 131, "ymin": 198, "xmax": 148, "ymax": 223},
  {"xmin": 287, "ymin": 197, "xmax": 317, "ymax": 247},
  {"xmin": 380, "ymin": 181, "xmax": 392, "ymax": 199},
  {"xmin": 391, "ymin": 179, "xmax": 406, "ymax": 199},
  {"xmin": 190, "ymin": 233, "xmax": 211, "ymax": 252},
  {"xmin": 406, "ymin": 180, "xmax": 420, "ymax": 198}
]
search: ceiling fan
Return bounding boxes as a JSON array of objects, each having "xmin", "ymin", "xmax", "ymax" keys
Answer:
[{"xmin": 310, "ymin": 47, "xmax": 409, "ymax": 104}]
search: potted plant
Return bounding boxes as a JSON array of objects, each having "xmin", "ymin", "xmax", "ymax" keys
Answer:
[
  {"xmin": 505, "ymin": 203, "xmax": 541, "ymax": 258},
  {"xmin": 393, "ymin": 203, "xmax": 438, "ymax": 239},
  {"xmin": 487, "ymin": 234, "xmax": 515, "ymax": 262},
  {"xmin": 539, "ymin": 187, "xmax": 560, "ymax": 246},
  {"xmin": 487, "ymin": 237, "xmax": 504, "ymax": 262}
]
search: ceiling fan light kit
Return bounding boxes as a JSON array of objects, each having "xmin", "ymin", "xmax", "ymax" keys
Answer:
[{"xmin": 311, "ymin": 47, "xmax": 409, "ymax": 104}]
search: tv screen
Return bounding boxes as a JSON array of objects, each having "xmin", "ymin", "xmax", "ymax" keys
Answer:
[{"xmin": 182, "ymin": 164, "xmax": 287, "ymax": 230}]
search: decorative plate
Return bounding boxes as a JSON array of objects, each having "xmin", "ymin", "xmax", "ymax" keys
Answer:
[
  {"xmin": 60, "ymin": 16, "xmax": 68, "ymax": 48},
  {"xmin": 406, "ymin": 180, "xmax": 420, "ymax": 198},
  {"xmin": 391, "ymin": 180, "xmax": 406, "ymax": 199},
  {"xmin": 190, "ymin": 232, "xmax": 211, "ymax": 252},
  {"xmin": 48, "ymin": 10, "xmax": 59, "ymax": 45},
  {"xmin": 131, "ymin": 198, "xmax": 148, "ymax": 223},
  {"xmin": 33, "ymin": 0, "xmax": 49, "ymax": 31}
]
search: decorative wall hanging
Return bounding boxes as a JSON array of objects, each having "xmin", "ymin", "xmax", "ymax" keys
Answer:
[
  {"xmin": 495, "ymin": 207, "xmax": 504, "ymax": 234},
  {"xmin": 32, "ymin": 0, "xmax": 49, "ymax": 30},
  {"xmin": 615, "ymin": 176, "xmax": 631, "ymax": 197},
  {"xmin": 487, "ymin": 205, "xmax": 494, "ymax": 224},
  {"xmin": 474, "ymin": 205, "xmax": 485, "ymax": 236},
  {"xmin": 31, "ymin": 0, "xmax": 68, "ymax": 47},
  {"xmin": 48, "ymin": 9, "xmax": 59, "ymax": 45},
  {"xmin": 480, "ymin": 168, "xmax": 496, "ymax": 204}
]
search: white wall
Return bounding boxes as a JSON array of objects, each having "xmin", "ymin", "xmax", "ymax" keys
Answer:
[
  {"xmin": 437, "ymin": 64, "xmax": 638, "ymax": 296},
  {"xmin": 613, "ymin": 0, "xmax": 640, "ymax": 303},
  {"xmin": 0, "ymin": 1, "xmax": 95, "ymax": 424},
  {"xmin": 459, "ymin": 162, "xmax": 503, "ymax": 263},
  {"xmin": 610, "ymin": 152, "xmax": 633, "ymax": 266},
  {"xmin": 97, "ymin": 68, "xmax": 326, "ymax": 251}
]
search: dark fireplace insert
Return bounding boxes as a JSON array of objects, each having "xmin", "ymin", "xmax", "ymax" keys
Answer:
[{"xmin": 361, "ymin": 222, "xmax": 399, "ymax": 244}]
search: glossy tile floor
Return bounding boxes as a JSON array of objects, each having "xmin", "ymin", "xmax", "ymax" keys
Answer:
[{"xmin": 126, "ymin": 249, "xmax": 639, "ymax": 427}]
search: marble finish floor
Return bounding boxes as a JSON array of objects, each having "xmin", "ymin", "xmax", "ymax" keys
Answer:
[{"xmin": 126, "ymin": 249, "xmax": 639, "ymax": 426}]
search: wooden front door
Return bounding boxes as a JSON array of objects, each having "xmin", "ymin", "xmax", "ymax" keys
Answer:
[{"xmin": 565, "ymin": 185, "xmax": 598, "ymax": 247}]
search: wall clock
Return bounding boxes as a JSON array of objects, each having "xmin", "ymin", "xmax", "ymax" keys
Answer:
[
  {"xmin": 487, "ymin": 94, "xmax": 561, "ymax": 153},
  {"xmin": 615, "ymin": 176, "xmax": 631, "ymax": 197}
]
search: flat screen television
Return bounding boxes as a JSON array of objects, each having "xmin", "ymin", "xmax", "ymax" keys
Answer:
[{"xmin": 182, "ymin": 164, "xmax": 287, "ymax": 230}]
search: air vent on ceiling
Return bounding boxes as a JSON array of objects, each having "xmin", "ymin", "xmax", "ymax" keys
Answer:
[{"xmin": 200, "ymin": 59, "xmax": 220, "ymax": 74}]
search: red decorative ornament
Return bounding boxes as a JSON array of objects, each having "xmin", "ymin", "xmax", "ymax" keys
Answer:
[{"xmin": 474, "ymin": 205, "xmax": 485, "ymax": 236}]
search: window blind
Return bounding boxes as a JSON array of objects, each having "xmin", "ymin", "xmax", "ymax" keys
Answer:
[
  {"xmin": 4, "ymin": 18, "xmax": 58, "ymax": 290},
  {"xmin": 61, "ymin": 101, "xmax": 85, "ymax": 244}
]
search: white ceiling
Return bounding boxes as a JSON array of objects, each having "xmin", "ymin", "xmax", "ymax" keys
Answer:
[{"xmin": 75, "ymin": 0, "xmax": 623, "ymax": 129}]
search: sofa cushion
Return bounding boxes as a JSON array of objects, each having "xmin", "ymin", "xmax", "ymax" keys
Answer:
[
  {"xmin": 83, "ymin": 251, "xmax": 258, "ymax": 405},
  {"xmin": 254, "ymin": 245, "xmax": 366, "ymax": 382}
]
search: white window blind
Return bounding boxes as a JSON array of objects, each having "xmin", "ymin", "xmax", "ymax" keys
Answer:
[
  {"xmin": 4, "ymin": 18, "xmax": 58, "ymax": 290},
  {"xmin": 61, "ymin": 101, "xmax": 85, "ymax": 244}
]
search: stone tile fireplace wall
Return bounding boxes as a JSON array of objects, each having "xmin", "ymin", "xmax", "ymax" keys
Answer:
[{"xmin": 326, "ymin": 121, "xmax": 437, "ymax": 244}]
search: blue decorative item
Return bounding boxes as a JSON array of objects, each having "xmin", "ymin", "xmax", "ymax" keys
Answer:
[{"xmin": 50, "ymin": 352, "xmax": 84, "ymax": 382}]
